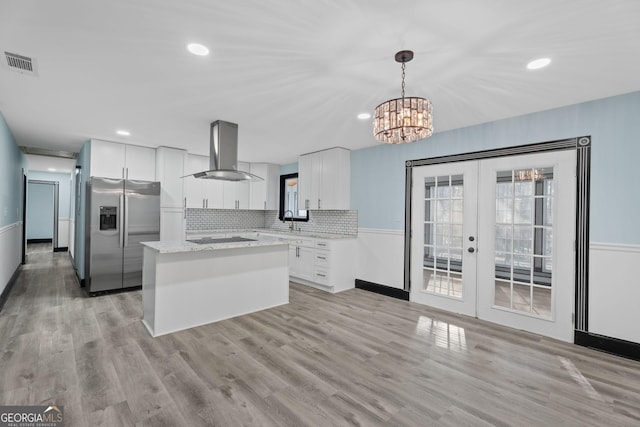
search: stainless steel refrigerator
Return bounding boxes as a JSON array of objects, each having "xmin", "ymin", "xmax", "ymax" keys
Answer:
[{"xmin": 85, "ymin": 177, "xmax": 160, "ymax": 294}]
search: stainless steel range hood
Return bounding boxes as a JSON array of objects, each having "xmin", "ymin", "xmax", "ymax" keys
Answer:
[{"xmin": 188, "ymin": 120, "xmax": 262, "ymax": 181}]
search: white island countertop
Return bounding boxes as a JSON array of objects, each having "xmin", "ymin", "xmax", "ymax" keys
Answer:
[
  {"xmin": 142, "ymin": 235, "xmax": 291, "ymax": 337},
  {"xmin": 142, "ymin": 235, "xmax": 297, "ymax": 254}
]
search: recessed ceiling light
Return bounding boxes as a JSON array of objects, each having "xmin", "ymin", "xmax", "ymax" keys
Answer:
[
  {"xmin": 527, "ymin": 58, "xmax": 551, "ymax": 70},
  {"xmin": 187, "ymin": 43, "xmax": 209, "ymax": 56},
  {"xmin": 357, "ymin": 113, "xmax": 371, "ymax": 120},
  {"xmin": 47, "ymin": 168, "xmax": 56, "ymax": 172},
  {"xmin": 116, "ymin": 130, "xmax": 130, "ymax": 136}
]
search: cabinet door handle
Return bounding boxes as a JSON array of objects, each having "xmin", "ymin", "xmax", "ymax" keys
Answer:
[
  {"xmin": 264, "ymin": 201, "xmax": 266, "ymax": 210},
  {"xmin": 184, "ymin": 197, "xmax": 187, "ymax": 209},
  {"xmin": 202, "ymin": 199, "xmax": 205, "ymax": 208},
  {"xmin": 305, "ymin": 199, "xmax": 309, "ymax": 209},
  {"xmin": 318, "ymin": 199, "xmax": 321, "ymax": 209},
  {"xmin": 317, "ymin": 273, "xmax": 326, "ymax": 278},
  {"xmin": 317, "ymin": 256, "xmax": 326, "ymax": 260}
]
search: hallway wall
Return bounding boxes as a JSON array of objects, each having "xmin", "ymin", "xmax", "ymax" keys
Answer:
[{"xmin": 0, "ymin": 112, "xmax": 27, "ymax": 296}]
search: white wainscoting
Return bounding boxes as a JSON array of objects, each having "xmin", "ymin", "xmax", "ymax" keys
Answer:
[
  {"xmin": 58, "ymin": 218, "xmax": 70, "ymax": 248},
  {"xmin": 0, "ymin": 222, "xmax": 22, "ymax": 295},
  {"xmin": 356, "ymin": 228, "xmax": 404, "ymax": 289},
  {"xmin": 589, "ymin": 242, "xmax": 640, "ymax": 344},
  {"xmin": 69, "ymin": 219, "xmax": 75, "ymax": 257}
]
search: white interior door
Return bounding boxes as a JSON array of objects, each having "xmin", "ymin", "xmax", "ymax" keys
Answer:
[
  {"xmin": 476, "ymin": 150, "xmax": 576, "ymax": 342},
  {"xmin": 411, "ymin": 161, "xmax": 478, "ymax": 317},
  {"xmin": 411, "ymin": 150, "xmax": 576, "ymax": 342}
]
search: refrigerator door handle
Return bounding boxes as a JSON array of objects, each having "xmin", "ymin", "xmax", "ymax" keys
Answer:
[
  {"xmin": 124, "ymin": 195, "xmax": 129, "ymax": 247},
  {"xmin": 119, "ymin": 194, "xmax": 124, "ymax": 248}
]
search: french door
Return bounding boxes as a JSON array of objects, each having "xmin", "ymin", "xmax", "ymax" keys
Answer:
[
  {"xmin": 410, "ymin": 161, "xmax": 478, "ymax": 317},
  {"xmin": 411, "ymin": 150, "xmax": 576, "ymax": 342}
]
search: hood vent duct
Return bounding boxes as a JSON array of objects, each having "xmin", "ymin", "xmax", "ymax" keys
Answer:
[{"xmin": 188, "ymin": 120, "xmax": 262, "ymax": 181}]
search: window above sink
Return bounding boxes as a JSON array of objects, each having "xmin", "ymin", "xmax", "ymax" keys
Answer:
[{"xmin": 279, "ymin": 173, "xmax": 309, "ymax": 222}]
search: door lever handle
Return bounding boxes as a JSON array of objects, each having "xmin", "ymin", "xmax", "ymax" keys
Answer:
[{"xmin": 467, "ymin": 247, "xmax": 475, "ymax": 253}]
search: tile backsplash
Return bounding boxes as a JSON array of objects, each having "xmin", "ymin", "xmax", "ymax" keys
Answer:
[
  {"xmin": 186, "ymin": 209, "xmax": 358, "ymax": 236},
  {"xmin": 186, "ymin": 209, "xmax": 266, "ymax": 231},
  {"xmin": 264, "ymin": 210, "xmax": 357, "ymax": 236}
]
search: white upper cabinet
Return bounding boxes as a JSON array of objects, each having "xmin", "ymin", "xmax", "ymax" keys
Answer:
[
  {"xmin": 298, "ymin": 154, "xmax": 313, "ymax": 210},
  {"xmin": 249, "ymin": 163, "xmax": 280, "ymax": 210},
  {"xmin": 125, "ymin": 144, "xmax": 156, "ymax": 180},
  {"xmin": 184, "ymin": 154, "xmax": 223, "ymax": 209},
  {"xmin": 155, "ymin": 147, "xmax": 186, "ymax": 208},
  {"xmin": 298, "ymin": 147, "xmax": 350, "ymax": 210},
  {"xmin": 90, "ymin": 139, "xmax": 125, "ymax": 178},
  {"xmin": 204, "ymin": 177, "xmax": 224, "ymax": 209},
  {"xmin": 184, "ymin": 154, "xmax": 206, "ymax": 209},
  {"xmin": 90, "ymin": 139, "xmax": 156, "ymax": 181},
  {"xmin": 223, "ymin": 161, "xmax": 250, "ymax": 209}
]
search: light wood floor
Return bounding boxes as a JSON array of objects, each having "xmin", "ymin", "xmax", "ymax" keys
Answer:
[{"xmin": 1, "ymin": 245, "xmax": 640, "ymax": 426}]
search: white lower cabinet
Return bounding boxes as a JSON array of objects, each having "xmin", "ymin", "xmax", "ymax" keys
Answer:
[
  {"xmin": 289, "ymin": 242, "xmax": 315, "ymax": 282},
  {"xmin": 287, "ymin": 237, "xmax": 355, "ymax": 293}
]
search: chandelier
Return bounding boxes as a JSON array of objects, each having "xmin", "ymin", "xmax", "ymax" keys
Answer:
[
  {"xmin": 373, "ymin": 50, "xmax": 433, "ymax": 144},
  {"xmin": 515, "ymin": 169, "xmax": 545, "ymax": 181}
]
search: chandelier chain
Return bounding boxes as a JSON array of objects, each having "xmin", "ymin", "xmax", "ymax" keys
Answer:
[{"xmin": 401, "ymin": 62, "xmax": 406, "ymax": 98}]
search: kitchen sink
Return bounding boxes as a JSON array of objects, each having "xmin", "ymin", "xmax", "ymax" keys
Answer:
[{"xmin": 187, "ymin": 236, "xmax": 257, "ymax": 244}]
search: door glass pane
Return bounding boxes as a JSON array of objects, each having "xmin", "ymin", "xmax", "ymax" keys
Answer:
[
  {"xmin": 423, "ymin": 174, "xmax": 464, "ymax": 299},
  {"xmin": 494, "ymin": 280, "xmax": 511, "ymax": 309},
  {"xmin": 532, "ymin": 286, "xmax": 552, "ymax": 317},
  {"xmin": 493, "ymin": 166, "xmax": 553, "ymax": 318}
]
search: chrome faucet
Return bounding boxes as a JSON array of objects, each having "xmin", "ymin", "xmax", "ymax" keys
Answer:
[{"xmin": 283, "ymin": 210, "xmax": 295, "ymax": 231}]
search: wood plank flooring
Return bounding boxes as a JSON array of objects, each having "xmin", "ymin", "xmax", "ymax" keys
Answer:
[{"xmin": 1, "ymin": 244, "xmax": 640, "ymax": 426}]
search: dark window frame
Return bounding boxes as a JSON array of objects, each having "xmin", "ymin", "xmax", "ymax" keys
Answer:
[{"xmin": 279, "ymin": 173, "xmax": 309, "ymax": 222}]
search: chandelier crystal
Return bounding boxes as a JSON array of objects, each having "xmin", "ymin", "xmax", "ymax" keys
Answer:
[{"xmin": 373, "ymin": 50, "xmax": 433, "ymax": 144}]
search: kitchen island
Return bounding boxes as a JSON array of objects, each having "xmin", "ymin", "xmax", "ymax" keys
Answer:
[{"xmin": 141, "ymin": 236, "xmax": 290, "ymax": 337}]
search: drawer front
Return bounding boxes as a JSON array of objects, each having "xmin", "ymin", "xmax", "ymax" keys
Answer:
[
  {"xmin": 314, "ymin": 268, "xmax": 330, "ymax": 285},
  {"xmin": 315, "ymin": 240, "xmax": 330, "ymax": 250},
  {"xmin": 314, "ymin": 249, "xmax": 330, "ymax": 267}
]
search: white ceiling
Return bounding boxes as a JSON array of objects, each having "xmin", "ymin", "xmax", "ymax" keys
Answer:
[{"xmin": 1, "ymin": 0, "xmax": 640, "ymax": 165}]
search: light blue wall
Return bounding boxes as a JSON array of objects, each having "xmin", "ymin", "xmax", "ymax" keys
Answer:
[
  {"xmin": 0, "ymin": 112, "xmax": 27, "ymax": 228},
  {"xmin": 28, "ymin": 171, "xmax": 72, "ymax": 219},
  {"xmin": 280, "ymin": 162, "xmax": 298, "ymax": 175},
  {"xmin": 351, "ymin": 91, "xmax": 640, "ymax": 245},
  {"xmin": 26, "ymin": 182, "xmax": 54, "ymax": 239}
]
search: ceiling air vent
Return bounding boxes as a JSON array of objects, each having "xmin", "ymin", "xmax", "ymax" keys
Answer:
[
  {"xmin": 20, "ymin": 146, "xmax": 77, "ymax": 159},
  {"xmin": 4, "ymin": 51, "xmax": 38, "ymax": 76}
]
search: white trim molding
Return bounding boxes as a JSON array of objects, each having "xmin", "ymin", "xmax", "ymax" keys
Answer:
[
  {"xmin": 590, "ymin": 242, "xmax": 640, "ymax": 253},
  {"xmin": 357, "ymin": 228, "xmax": 404, "ymax": 236}
]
